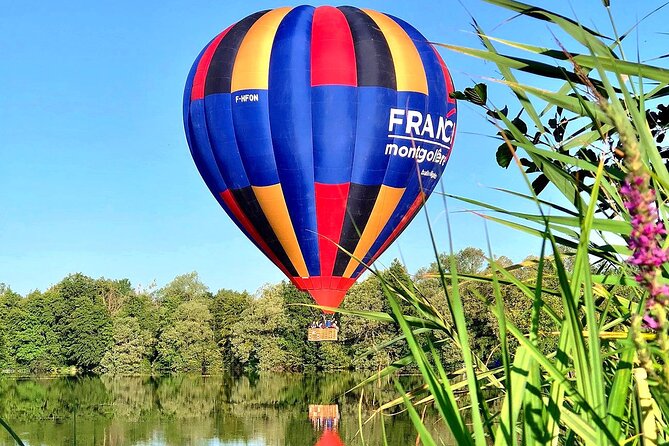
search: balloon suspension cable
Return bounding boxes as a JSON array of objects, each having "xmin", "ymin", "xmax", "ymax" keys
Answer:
[{"xmin": 310, "ymin": 314, "xmax": 339, "ymax": 329}]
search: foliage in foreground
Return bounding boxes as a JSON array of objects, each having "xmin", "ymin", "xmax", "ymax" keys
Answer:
[{"xmin": 348, "ymin": 1, "xmax": 669, "ymax": 445}]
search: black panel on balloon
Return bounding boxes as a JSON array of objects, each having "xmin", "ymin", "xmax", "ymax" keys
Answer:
[
  {"xmin": 332, "ymin": 183, "xmax": 381, "ymax": 276},
  {"xmin": 230, "ymin": 187, "xmax": 299, "ymax": 277},
  {"xmin": 205, "ymin": 10, "xmax": 268, "ymax": 96},
  {"xmin": 338, "ymin": 6, "xmax": 397, "ymax": 90}
]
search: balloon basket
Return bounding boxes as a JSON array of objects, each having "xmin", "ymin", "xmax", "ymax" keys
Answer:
[
  {"xmin": 309, "ymin": 404, "xmax": 340, "ymax": 430},
  {"xmin": 308, "ymin": 327, "xmax": 339, "ymax": 342}
]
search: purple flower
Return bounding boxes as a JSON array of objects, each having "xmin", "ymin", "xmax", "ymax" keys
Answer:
[
  {"xmin": 621, "ymin": 175, "xmax": 668, "ymax": 329},
  {"xmin": 643, "ymin": 313, "xmax": 661, "ymax": 330},
  {"xmin": 652, "ymin": 285, "xmax": 669, "ymax": 297}
]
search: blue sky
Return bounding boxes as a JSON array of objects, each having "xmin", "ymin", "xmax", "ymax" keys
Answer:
[{"xmin": 1, "ymin": 1, "xmax": 666, "ymax": 295}]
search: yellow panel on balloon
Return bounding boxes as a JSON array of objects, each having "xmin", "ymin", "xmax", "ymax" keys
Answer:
[
  {"xmin": 231, "ymin": 7, "xmax": 291, "ymax": 92},
  {"xmin": 252, "ymin": 184, "xmax": 309, "ymax": 278},
  {"xmin": 343, "ymin": 185, "xmax": 405, "ymax": 278},
  {"xmin": 362, "ymin": 9, "xmax": 428, "ymax": 95}
]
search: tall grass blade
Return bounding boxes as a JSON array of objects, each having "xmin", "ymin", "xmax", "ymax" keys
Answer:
[
  {"xmin": 524, "ymin": 240, "xmax": 548, "ymax": 446},
  {"xmin": 395, "ymin": 380, "xmax": 437, "ymax": 446},
  {"xmin": 0, "ymin": 418, "xmax": 25, "ymax": 446},
  {"xmin": 493, "ymin": 346, "xmax": 532, "ymax": 446}
]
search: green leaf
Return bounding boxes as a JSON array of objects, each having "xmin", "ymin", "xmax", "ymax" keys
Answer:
[
  {"xmin": 450, "ymin": 91, "xmax": 468, "ymax": 100},
  {"xmin": 491, "ymin": 79, "xmax": 612, "ymax": 126},
  {"xmin": 494, "ymin": 346, "xmax": 532, "ymax": 446},
  {"xmin": 606, "ymin": 343, "xmax": 635, "ymax": 442},
  {"xmin": 0, "ymin": 417, "xmax": 25, "ymax": 446},
  {"xmin": 383, "ymin": 287, "xmax": 473, "ymax": 445},
  {"xmin": 531, "ymin": 174, "xmax": 549, "ymax": 195},
  {"xmin": 512, "ymin": 117, "xmax": 528, "ymax": 134},
  {"xmin": 395, "ymin": 380, "xmax": 437, "ymax": 446},
  {"xmin": 438, "ymin": 43, "xmax": 614, "ymax": 94},
  {"xmin": 482, "ymin": 0, "xmax": 609, "ymax": 39},
  {"xmin": 464, "ymin": 83, "xmax": 488, "ymax": 105},
  {"xmin": 476, "ymin": 34, "xmax": 669, "ymax": 84},
  {"xmin": 496, "ymin": 143, "xmax": 514, "ymax": 168},
  {"xmin": 490, "ymin": 302, "xmax": 618, "ymax": 444}
]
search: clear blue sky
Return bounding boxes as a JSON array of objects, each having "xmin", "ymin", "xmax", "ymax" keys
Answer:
[{"xmin": 1, "ymin": 1, "xmax": 666, "ymax": 295}]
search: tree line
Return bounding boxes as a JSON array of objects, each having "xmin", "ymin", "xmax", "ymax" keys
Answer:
[{"xmin": 0, "ymin": 247, "xmax": 562, "ymax": 374}]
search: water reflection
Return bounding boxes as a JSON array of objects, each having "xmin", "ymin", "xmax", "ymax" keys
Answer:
[
  {"xmin": 0, "ymin": 373, "xmax": 451, "ymax": 445},
  {"xmin": 309, "ymin": 404, "xmax": 339, "ymax": 431},
  {"xmin": 315, "ymin": 430, "xmax": 344, "ymax": 446},
  {"xmin": 309, "ymin": 405, "xmax": 342, "ymax": 446}
]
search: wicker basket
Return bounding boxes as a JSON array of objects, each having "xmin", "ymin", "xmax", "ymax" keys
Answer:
[{"xmin": 308, "ymin": 327, "xmax": 338, "ymax": 341}]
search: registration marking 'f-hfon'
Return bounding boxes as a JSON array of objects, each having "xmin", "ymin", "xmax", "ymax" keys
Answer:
[{"xmin": 235, "ymin": 93, "xmax": 260, "ymax": 103}]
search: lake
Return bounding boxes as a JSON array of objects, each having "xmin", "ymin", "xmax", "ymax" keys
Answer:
[{"xmin": 0, "ymin": 373, "xmax": 453, "ymax": 445}]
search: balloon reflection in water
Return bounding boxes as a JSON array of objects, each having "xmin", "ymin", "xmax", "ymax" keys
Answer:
[
  {"xmin": 309, "ymin": 404, "xmax": 344, "ymax": 446},
  {"xmin": 316, "ymin": 430, "xmax": 345, "ymax": 446}
]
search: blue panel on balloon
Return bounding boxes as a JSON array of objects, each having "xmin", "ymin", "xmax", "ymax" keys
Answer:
[
  {"xmin": 383, "ymin": 91, "xmax": 428, "ymax": 188},
  {"xmin": 268, "ymin": 5, "xmax": 320, "ymax": 276},
  {"xmin": 231, "ymin": 89, "xmax": 280, "ymax": 187},
  {"xmin": 189, "ymin": 100, "xmax": 229, "ymax": 196},
  {"xmin": 204, "ymin": 93, "xmax": 251, "ymax": 190},
  {"xmin": 350, "ymin": 87, "xmax": 396, "ymax": 186},
  {"xmin": 312, "ymin": 85, "xmax": 357, "ymax": 185}
]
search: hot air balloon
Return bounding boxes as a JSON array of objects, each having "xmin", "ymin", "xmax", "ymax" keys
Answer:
[{"xmin": 183, "ymin": 6, "xmax": 457, "ymax": 337}]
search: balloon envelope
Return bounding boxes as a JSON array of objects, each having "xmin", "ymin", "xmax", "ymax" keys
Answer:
[{"xmin": 183, "ymin": 6, "xmax": 457, "ymax": 311}]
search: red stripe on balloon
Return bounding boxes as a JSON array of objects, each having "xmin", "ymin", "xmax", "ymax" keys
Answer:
[
  {"xmin": 298, "ymin": 276, "xmax": 355, "ymax": 312},
  {"xmin": 315, "ymin": 182, "xmax": 350, "ymax": 276},
  {"xmin": 431, "ymin": 45, "xmax": 456, "ymax": 104},
  {"xmin": 191, "ymin": 24, "xmax": 234, "ymax": 101},
  {"xmin": 219, "ymin": 190, "xmax": 292, "ymax": 278},
  {"xmin": 311, "ymin": 6, "xmax": 357, "ymax": 86}
]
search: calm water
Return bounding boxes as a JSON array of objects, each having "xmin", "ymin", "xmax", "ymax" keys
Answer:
[{"xmin": 0, "ymin": 373, "xmax": 453, "ymax": 445}]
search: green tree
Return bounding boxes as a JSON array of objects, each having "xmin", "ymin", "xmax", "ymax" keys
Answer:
[
  {"xmin": 155, "ymin": 272, "xmax": 211, "ymax": 308},
  {"xmin": 418, "ymin": 247, "xmax": 486, "ymax": 277},
  {"xmin": 340, "ymin": 275, "xmax": 396, "ymax": 369},
  {"xmin": 155, "ymin": 299, "xmax": 221, "ymax": 373},
  {"xmin": 155, "ymin": 272, "xmax": 213, "ymax": 342},
  {"xmin": 6, "ymin": 307, "xmax": 47, "ymax": 371},
  {"xmin": 0, "ymin": 250, "xmax": 574, "ymax": 376},
  {"xmin": 0, "ymin": 283, "xmax": 20, "ymax": 315},
  {"xmin": 278, "ymin": 282, "xmax": 320, "ymax": 369},
  {"xmin": 97, "ymin": 277, "xmax": 133, "ymax": 316},
  {"xmin": 118, "ymin": 292, "xmax": 159, "ymax": 361},
  {"xmin": 51, "ymin": 274, "xmax": 114, "ymax": 370},
  {"xmin": 100, "ymin": 316, "xmax": 152, "ymax": 374},
  {"xmin": 23, "ymin": 290, "xmax": 63, "ymax": 369},
  {"xmin": 0, "ymin": 284, "xmax": 20, "ymax": 369},
  {"xmin": 230, "ymin": 284, "xmax": 301, "ymax": 371},
  {"xmin": 317, "ymin": 342, "xmax": 352, "ymax": 370},
  {"xmin": 210, "ymin": 288, "xmax": 252, "ymax": 366},
  {"xmin": 61, "ymin": 296, "xmax": 112, "ymax": 370},
  {"xmin": 414, "ymin": 247, "xmax": 498, "ymax": 370}
]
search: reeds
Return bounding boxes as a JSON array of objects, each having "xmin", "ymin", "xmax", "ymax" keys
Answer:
[{"xmin": 348, "ymin": 1, "xmax": 669, "ymax": 444}]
